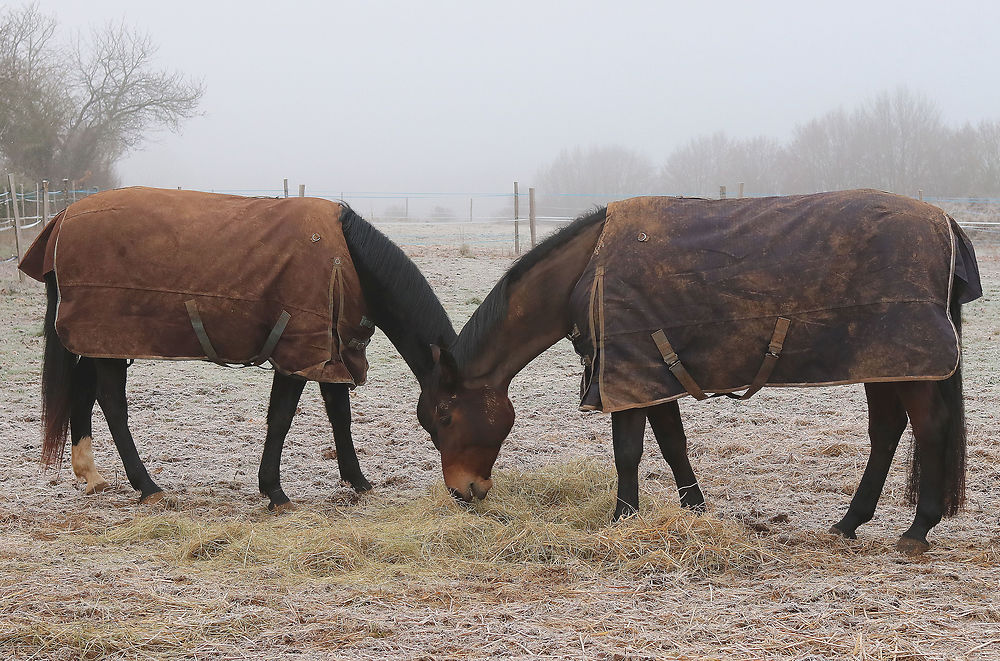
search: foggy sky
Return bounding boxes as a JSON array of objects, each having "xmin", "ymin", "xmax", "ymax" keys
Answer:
[{"xmin": 40, "ymin": 0, "xmax": 1000, "ymax": 194}]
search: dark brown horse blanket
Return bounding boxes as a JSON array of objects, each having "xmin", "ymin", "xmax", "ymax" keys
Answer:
[
  {"xmin": 20, "ymin": 187, "xmax": 374, "ymax": 384},
  {"xmin": 569, "ymin": 190, "xmax": 981, "ymax": 413}
]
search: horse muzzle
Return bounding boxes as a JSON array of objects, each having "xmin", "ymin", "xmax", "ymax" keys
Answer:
[{"xmin": 446, "ymin": 476, "xmax": 494, "ymax": 502}]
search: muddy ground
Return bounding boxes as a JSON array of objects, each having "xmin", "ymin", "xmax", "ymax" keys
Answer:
[{"xmin": 1, "ymin": 222, "xmax": 998, "ymax": 660}]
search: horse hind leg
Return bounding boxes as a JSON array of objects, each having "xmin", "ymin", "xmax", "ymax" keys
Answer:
[
  {"xmin": 894, "ymin": 380, "xmax": 956, "ymax": 555},
  {"xmin": 94, "ymin": 358, "xmax": 163, "ymax": 503},
  {"xmin": 830, "ymin": 382, "xmax": 907, "ymax": 539},
  {"xmin": 319, "ymin": 382, "xmax": 372, "ymax": 492},
  {"xmin": 69, "ymin": 357, "xmax": 109, "ymax": 494},
  {"xmin": 646, "ymin": 400, "xmax": 705, "ymax": 511}
]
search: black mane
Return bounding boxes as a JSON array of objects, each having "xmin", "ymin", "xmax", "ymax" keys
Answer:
[
  {"xmin": 451, "ymin": 206, "xmax": 607, "ymax": 369},
  {"xmin": 340, "ymin": 205, "xmax": 456, "ymax": 378}
]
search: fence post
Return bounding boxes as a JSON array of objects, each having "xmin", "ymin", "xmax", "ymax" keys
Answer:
[
  {"xmin": 529, "ymin": 187, "xmax": 537, "ymax": 248},
  {"xmin": 918, "ymin": 189, "xmax": 923, "ymax": 201},
  {"xmin": 404, "ymin": 197, "xmax": 408, "ymax": 220},
  {"xmin": 283, "ymin": 178, "xmax": 289, "ymax": 198},
  {"xmin": 298, "ymin": 184, "xmax": 305, "ymax": 197},
  {"xmin": 513, "ymin": 181, "xmax": 520, "ymax": 255},
  {"xmin": 62, "ymin": 179, "xmax": 69, "ymax": 211},
  {"xmin": 469, "ymin": 197, "xmax": 473, "ymax": 222},
  {"xmin": 719, "ymin": 185, "xmax": 727, "ymax": 200},
  {"xmin": 8, "ymin": 174, "xmax": 24, "ymax": 282},
  {"xmin": 738, "ymin": 182, "xmax": 744, "ymax": 199},
  {"xmin": 42, "ymin": 180, "xmax": 50, "ymax": 225}
]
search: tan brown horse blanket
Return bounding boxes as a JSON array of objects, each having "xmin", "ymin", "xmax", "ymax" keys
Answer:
[
  {"xmin": 569, "ymin": 190, "xmax": 981, "ymax": 413},
  {"xmin": 20, "ymin": 187, "xmax": 374, "ymax": 384}
]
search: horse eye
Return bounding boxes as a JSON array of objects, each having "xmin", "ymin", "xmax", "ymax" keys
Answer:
[{"xmin": 439, "ymin": 414, "xmax": 452, "ymax": 427}]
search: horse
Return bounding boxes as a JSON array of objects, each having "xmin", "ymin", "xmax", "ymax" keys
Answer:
[
  {"xmin": 417, "ymin": 191, "xmax": 981, "ymax": 555},
  {"xmin": 20, "ymin": 187, "xmax": 455, "ymax": 511}
]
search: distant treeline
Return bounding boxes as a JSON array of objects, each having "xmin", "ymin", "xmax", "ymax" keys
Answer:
[{"xmin": 537, "ymin": 88, "xmax": 1000, "ymax": 202}]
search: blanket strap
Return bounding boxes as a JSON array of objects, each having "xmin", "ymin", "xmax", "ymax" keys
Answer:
[
  {"xmin": 250, "ymin": 310, "xmax": 292, "ymax": 366},
  {"xmin": 185, "ymin": 300, "xmax": 223, "ymax": 364},
  {"xmin": 185, "ymin": 300, "xmax": 291, "ymax": 368},
  {"xmin": 728, "ymin": 317, "xmax": 791, "ymax": 401},
  {"xmin": 651, "ymin": 329, "xmax": 708, "ymax": 401}
]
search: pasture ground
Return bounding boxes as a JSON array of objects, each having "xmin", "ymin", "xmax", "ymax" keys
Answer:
[{"xmin": 1, "ymin": 224, "xmax": 998, "ymax": 660}]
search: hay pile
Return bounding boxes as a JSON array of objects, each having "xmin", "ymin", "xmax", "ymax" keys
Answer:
[{"xmin": 97, "ymin": 459, "xmax": 772, "ymax": 581}]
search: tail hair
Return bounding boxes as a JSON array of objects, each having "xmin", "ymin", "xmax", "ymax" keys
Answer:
[
  {"xmin": 905, "ymin": 294, "xmax": 967, "ymax": 516},
  {"xmin": 41, "ymin": 274, "xmax": 77, "ymax": 466}
]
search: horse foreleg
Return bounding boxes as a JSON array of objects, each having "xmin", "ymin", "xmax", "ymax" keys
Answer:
[
  {"xmin": 319, "ymin": 382, "xmax": 372, "ymax": 492},
  {"xmin": 69, "ymin": 357, "xmax": 109, "ymax": 494},
  {"xmin": 646, "ymin": 400, "xmax": 705, "ymax": 512},
  {"xmin": 94, "ymin": 358, "xmax": 163, "ymax": 502},
  {"xmin": 894, "ymin": 381, "xmax": 950, "ymax": 555},
  {"xmin": 611, "ymin": 408, "xmax": 647, "ymax": 521},
  {"xmin": 831, "ymin": 382, "xmax": 907, "ymax": 539},
  {"xmin": 259, "ymin": 372, "xmax": 306, "ymax": 512}
]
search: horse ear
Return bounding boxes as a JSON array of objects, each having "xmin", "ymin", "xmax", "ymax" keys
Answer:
[{"xmin": 430, "ymin": 343, "xmax": 461, "ymax": 390}]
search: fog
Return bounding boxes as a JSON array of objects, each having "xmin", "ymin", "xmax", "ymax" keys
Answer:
[{"xmin": 41, "ymin": 0, "xmax": 1000, "ymax": 195}]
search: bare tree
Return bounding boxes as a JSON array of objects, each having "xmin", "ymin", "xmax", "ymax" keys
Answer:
[
  {"xmin": 534, "ymin": 145, "xmax": 655, "ymax": 216},
  {"xmin": 853, "ymin": 87, "xmax": 946, "ymax": 193},
  {"xmin": 661, "ymin": 132, "xmax": 783, "ymax": 196},
  {"xmin": 0, "ymin": 4, "xmax": 68, "ymax": 179},
  {"xmin": 0, "ymin": 3, "xmax": 204, "ymax": 187}
]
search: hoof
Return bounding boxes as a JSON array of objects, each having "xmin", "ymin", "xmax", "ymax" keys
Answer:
[
  {"xmin": 270, "ymin": 501, "xmax": 297, "ymax": 515},
  {"xmin": 85, "ymin": 481, "xmax": 110, "ymax": 495},
  {"xmin": 829, "ymin": 525, "xmax": 857, "ymax": 540},
  {"xmin": 140, "ymin": 491, "xmax": 177, "ymax": 509},
  {"xmin": 351, "ymin": 478, "xmax": 373, "ymax": 493},
  {"xmin": 141, "ymin": 491, "xmax": 165, "ymax": 505},
  {"xmin": 896, "ymin": 536, "xmax": 930, "ymax": 556}
]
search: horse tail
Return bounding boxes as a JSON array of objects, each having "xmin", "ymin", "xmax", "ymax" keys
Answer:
[
  {"xmin": 41, "ymin": 273, "xmax": 77, "ymax": 466},
  {"xmin": 906, "ymin": 288, "xmax": 967, "ymax": 516}
]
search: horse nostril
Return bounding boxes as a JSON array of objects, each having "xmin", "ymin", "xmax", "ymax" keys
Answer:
[{"xmin": 470, "ymin": 480, "xmax": 492, "ymax": 501}]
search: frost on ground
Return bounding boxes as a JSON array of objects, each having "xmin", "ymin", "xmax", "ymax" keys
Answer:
[{"xmin": 0, "ymin": 224, "xmax": 998, "ymax": 660}]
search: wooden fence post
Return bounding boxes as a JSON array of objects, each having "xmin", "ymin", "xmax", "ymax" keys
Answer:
[
  {"xmin": 513, "ymin": 181, "xmax": 520, "ymax": 255},
  {"xmin": 529, "ymin": 187, "xmax": 537, "ymax": 248},
  {"xmin": 298, "ymin": 184, "xmax": 305, "ymax": 197},
  {"xmin": 42, "ymin": 180, "xmax": 50, "ymax": 225},
  {"xmin": 62, "ymin": 179, "xmax": 69, "ymax": 211},
  {"xmin": 719, "ymin": 185, "xmax": 727, "ymax": 200},
  {"xmin": 918, "ymin": 189, "xmax": 923, "ymax": 201},
  {"xmin": 738, "ymin": 182, "xmax": 745, "ymax": 199},
  {"xmin": 8, "ymin": 174, "xmax": 24, "ymax": 282},
  {"xmin": 283, "ymin": 178, "xmax": 289, "ymax": 198}
]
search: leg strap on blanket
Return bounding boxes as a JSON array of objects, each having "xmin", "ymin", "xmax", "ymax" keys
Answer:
[
  {"xmin": 185, "ymin": 300, "xmax": 291, "ymax": 367},
  {"xmin": 727, "ymin": 316, "xmax": 791, "ymax": 400},
  {"xmin": 651, "ymin": 316, "xmax": 791, "ymax": 402},
  {"xmin": 651, "ymin": 329, "xmax": 709, "ymax": 400}
]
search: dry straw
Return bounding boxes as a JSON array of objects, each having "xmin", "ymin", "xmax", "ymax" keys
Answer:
[{"xmin": 95, "ymin": 459, "xmax": 774, "ymax": 582}]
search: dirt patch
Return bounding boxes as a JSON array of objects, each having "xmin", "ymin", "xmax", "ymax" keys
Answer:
[{"xmin": 1, "ymin": 226, "xmax": 998, "ymax": 660}]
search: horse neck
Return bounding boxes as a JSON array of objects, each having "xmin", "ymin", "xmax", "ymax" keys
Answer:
[
  {"xmin": 383, "ymin": 321, "xmax": 456, "ymax": 382},
  {"xmin": 461, "ymin": 220, "xmax": 604, "ymax": 390}
]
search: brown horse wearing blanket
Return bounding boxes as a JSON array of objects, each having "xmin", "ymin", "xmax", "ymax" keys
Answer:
[
  {"xmin": 418, "ymin": 191, "xmax": 981, "ymax": 555},
  {"xmin": 20, "ymin": 187, "xmax": 455, "ymax": 510}
]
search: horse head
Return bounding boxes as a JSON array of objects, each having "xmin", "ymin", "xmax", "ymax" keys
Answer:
[{"xmin": 418, "ymin": 344, "xmax": 514, "ymax": 502}]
